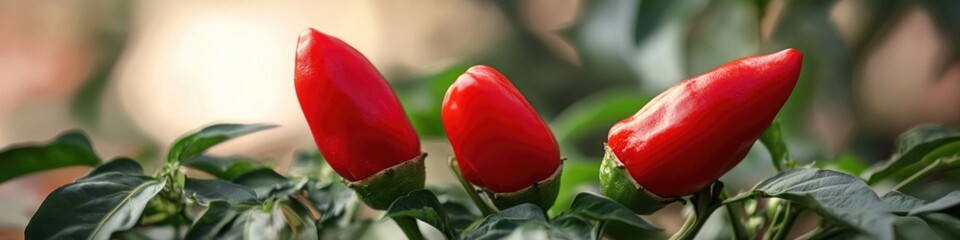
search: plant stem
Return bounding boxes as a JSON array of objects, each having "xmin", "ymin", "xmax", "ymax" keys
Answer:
[
  {"xmin": 669, "ymin": 183, "xmax": 724, "ymax": 240},
  {"xmin": 449, "ymin": 157, "xmax": 497, "ymax": 216},
  {"xmin": 720, "ymin": 190, "xmax": 749, "ymax": 240},
  {"xmin": 669, "ymin": 210, "xmax": 709, "ymax": 240},
  {"xmin": 892, "ymin": 158, "xmax": 942, "ymax": 191},
  {"xmin": 770, "ymin": 204, "xmax": 801, "ymax": 240},
  {"xmin": 594, "ymin": 221, "xmax": 607, "ymax": 240},
  {"xmin": 893, "ymin": 156, "xmax": 960, "ymax": 192},
  {"xmin": 393, "ymin": 216, "xmax": 426, "ymax": 240}
]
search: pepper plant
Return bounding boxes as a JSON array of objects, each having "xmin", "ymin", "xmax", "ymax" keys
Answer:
[{"xmin": 2, "ymin": 29, "xmax": 960, "ymax": 240}]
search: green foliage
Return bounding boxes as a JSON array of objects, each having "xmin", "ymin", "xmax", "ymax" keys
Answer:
[
  {"xmin": 0, "ymin": 130, "xmax": 100, "ymax": 183},
  {"xmin": 25, "ymin": 159, "xmax": 165, "ymax": 240},
  {"xmin": 167, "ymin": 123, "xmax": 276, "ymax": 163}
]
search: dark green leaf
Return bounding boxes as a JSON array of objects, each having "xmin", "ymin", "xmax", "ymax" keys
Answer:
[
  {"xmin": 185, "ymin": 178, "xmax": 261, "ymax": 206},
  {"xmin": 733, "ymin": 168, "xmax": 895, "ymax": 240},
  {"xmin": 894, "ymin": 217, "xmax": 943, "ymax": 240},
  {"xmin": 549, "ymin": 215, "xmax": 593, "ymax": 240},
  {"xmin": 232, "ymin": 168, "xmax": 304, "ymax": 201},
  {"xmin": 385, "ymin": 189, "xmax": 456, "ymax": 238},
  {"xmin": 25, "ymin": 159, "xmax": 165, "ymax": 240},
  {"xmin": 186, "ymin": 201, "xmax": 242, "ymax": 240},
  {"xmin": 463, "ymin": 204, "xmax": 548, "ymax": 240},
  {"xmin": 760, "ymin": 121, "xmax": 792, "ymax": 172},
  {"xmin": 910, "ymin": 191, "xmax": 960, "ymax": 216},
  {"xmin": 566, "ymin": 192, "xmax": 660, "ymax": 232},
  {"xmin": 632, "ymin": 0, "xmax": 671, "ymax": 45},
  {"xmin": 222, "ymin": 206, "xmax": 287, "ymax": 240},
  {"xmin": 167, "ymin": 123, "xmax": 276, "ymax": 163},
  {"xmin": 0, "ymin": 130, "xmax": 100, "ymax": 183},
  {"xmin": 182, "ymin": 155, "xmax": 264, "ymax": 180},
  {"xmin": 867, "ymin": 125, "xmax": 960, "ymax": 185},
  {"xmin": 304, "ymin": 180, "xmax": 356, "ymax": 224},
  {"xmin": 881, "ymin": 191, "xmax": 927, "ymax": 215},
  {"xmin": 919, "ymin": 213, "xmax": 960, "ymax": 238}
]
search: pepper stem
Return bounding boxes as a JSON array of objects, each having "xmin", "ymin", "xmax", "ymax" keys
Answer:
[
  {"xmin": 668, "ymin": 182, "xmax": 725, "ymax": 240},
  {"xmin": 448, "ymin": 157, "xmax": 497, "ymax": 216},
  {"xmin": 392, "ymin": 216, "xmax": 425, "ymax": 240}
]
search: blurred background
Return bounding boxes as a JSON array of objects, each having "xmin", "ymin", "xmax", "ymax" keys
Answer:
[{"xmin": 1, "ymin": 0, "xmax": 958, "ymax": 239}]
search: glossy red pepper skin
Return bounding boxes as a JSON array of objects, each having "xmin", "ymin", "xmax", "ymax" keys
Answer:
[
  {"xmin": 607, "ymin": 49, "xmax": 803, "ymax": 198},
  {"xmin": 295, "ymin": 28, "xmax": 421, "ymax": 182},
  {"xmin": 442, "ymin": 65, "xmax": 561, "ymax": 193}
]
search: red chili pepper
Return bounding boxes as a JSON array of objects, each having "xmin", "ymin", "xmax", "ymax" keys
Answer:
[
  {"xmin": 294, "ymin": 29, "xmax": 421, "ymax": 182},
  {"xmin": 607, "ymin": 49, "xmax": 803, "ymax": 198},
  {"xmin": 442, "ymin": 65, "xmax": 561, "ymax": 195}
]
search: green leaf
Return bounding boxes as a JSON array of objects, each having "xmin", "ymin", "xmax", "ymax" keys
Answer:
[
  {"xmin": 919, "ymin": 213, "xmax": 960, "ymax": 238},
  {"xmin": 385, "ymin": 189, "xmax": 456, "ymax": 238},
  {"xmin": 463, "ymin": 204, "xmax": 548, "ymax": 240},
  {"xmin": 550, "ymin": 159, "xmax": 600, "ymax": 215},
  {"xmin": 25, "ymin": 159, "xmax": 165, "ymax": 240},
  {"xmin": 909, "ymin": 191, "xmax": 960, "ymax": 216},
  {"xmin": 551, "ymin": 89, "xmax": 650, "ymax": 147},
  {"xmin": 732, "ymin": 168, "xmax": 895, "ymax": 240},
  {"xmin": 548, "ymin": 215, "xmax": 593, "ymax": 240},
  {"xmin": 0, "ymin": 130, "xmax": 101, "ymax": 183},
  {"xmin": 232, "ymin": 168, "xmax": 304, "ymax": 201},
  {"xmin": 395, "ymin": 65, "xmax": 467, "ymax": 138},
  {"xmin": 565, "ymin": 192, "xmax": 660, "ymax": 232},
  {"xmin": 632, "ymin": 0, "xmax": 671, "ymax": 45},
  {"xmin": 760, "ymin": 121, "xmax": 792, "ymax": 172},
  {"xmin": 881, "ymin": 191, "xmax": 927, "ymax": 215},
  {"xmin": 189, "ymin": 203, "xmax": 287, "ymax": 240},
  {"xmin": 894, "ymin": 217, "xmax": 943, "ymax": 240},
  {"xmin": 182, "ymin": 155, "xmax": 264, "ymax": 180},
  {"xmin": 167, "ymin": 123, "xmax": 276, "ymax": 163},
  {"xmin": 184, "ymin": 178, "xmax": 261, "ymax": 206},
  {"xmin": 186, "ymin": 201, "xmax": 241, "ymax": 240},
  {"xmin": 867, "ymin": 125, "xmax": 960, "ymax": 185},
  {"xmin": 684, "ymin": 0, "xmax": 760, "ymax": 76},
  {"xmin": 304, "ymin": 180, "xmax": 356, "ymax": 224}
]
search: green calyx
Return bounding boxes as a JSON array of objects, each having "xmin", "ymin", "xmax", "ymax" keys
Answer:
[
  {"xmin": 600, "ymin": 144, "xmax": 679, "ymax": 214},
  {"xmin": 484, "ymin": 162, "xmax": 563, "ymax": 211},
  {"xmin": 346, "ymin": 152, "xmax": 427, "ymax": 210}
]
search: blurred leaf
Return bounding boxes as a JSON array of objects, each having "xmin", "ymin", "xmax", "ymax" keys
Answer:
[
  {"xmin": 565, "ymin": 192, "xmax": 660, "ymax": 232},
  {"xmin": 182, "ymin": 155, "xmax": 264, "ymax": 180},
  {"xmin": 882, "ymin": 191, "xmax": 927, "ymax": 215},
  {"xmin": 184, "ymin": 178, "xmax": 261, "ymax": 206},
  {"xmin": 752, "ymin": 0, "xmax": 771, "ymax": 19},
  {"xmin": 167, "ymin": 123, "xmax": 276, "ymax": 163},
  {"xmin": 633, "ymin": 0, "xmax": 672, "ymax": 45},
  {"xmin": 684, "ymin": 0, "xmax": 759, "ymax": 76},
  {"xmin": 769, "ymin": 0, "xmax": 851, "ymax": 135},
  {"xmin": 731, "ymin": 168, "xmax": 895, "ymax": 240},
  {"xmin": 919, "ymin": 213, "xmax": 960, "ymax": 238},
  {"xmin": 866, "ymin": 125, "xmax": 960, "ymax": 185},
  {"xmin": 828, "ymin": 154, "xmax": 871, "ymax": 176},
  {"xmin": 894, "ymin": 217, "xmax": 943, "ymax": 240},
  {"xmin": 760, "ymin": 121, "xmax": 793, "ymax": 172},
  {"xmin": 550, "ymin": 159, "xmax": 601, "ymax": 215},
  {"xmin": 547, "ymin": 215, "xmax": 592, "ymax": 240},
  {"xmin": 288, "ymin": 150, "xmax": 335, "ymax": 182},
  {"xmin": 385, "ymin": 189, "xmax": 457, "ymax": 238},
  {"xmin": 0, "ymin": 130, "xmax": 100, "ymax": 183},
  {"xmin": 25, "ymin": 159, "xmax": 164, "ymax": 240},
  {"xmin": 909, "ymin": 191, "xmax": 960, "ymax": 216},
  {"xmin": 232, "ymin": 169, "xmax": 304, "ymax": 201},
  {"xmin": 71, "ymin": 0, "xmax": 131, "ymax": 127},
  {"xmin": 920, "ymin": 0, "xmax": 960, "ymax": 74},
  {"xmin": 551, "ymin": 89, "xmax": 650, "ymax": 147},
  {"xmin": 396, "ymin": 65, "xmax": 468, "ymax": 138}
]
